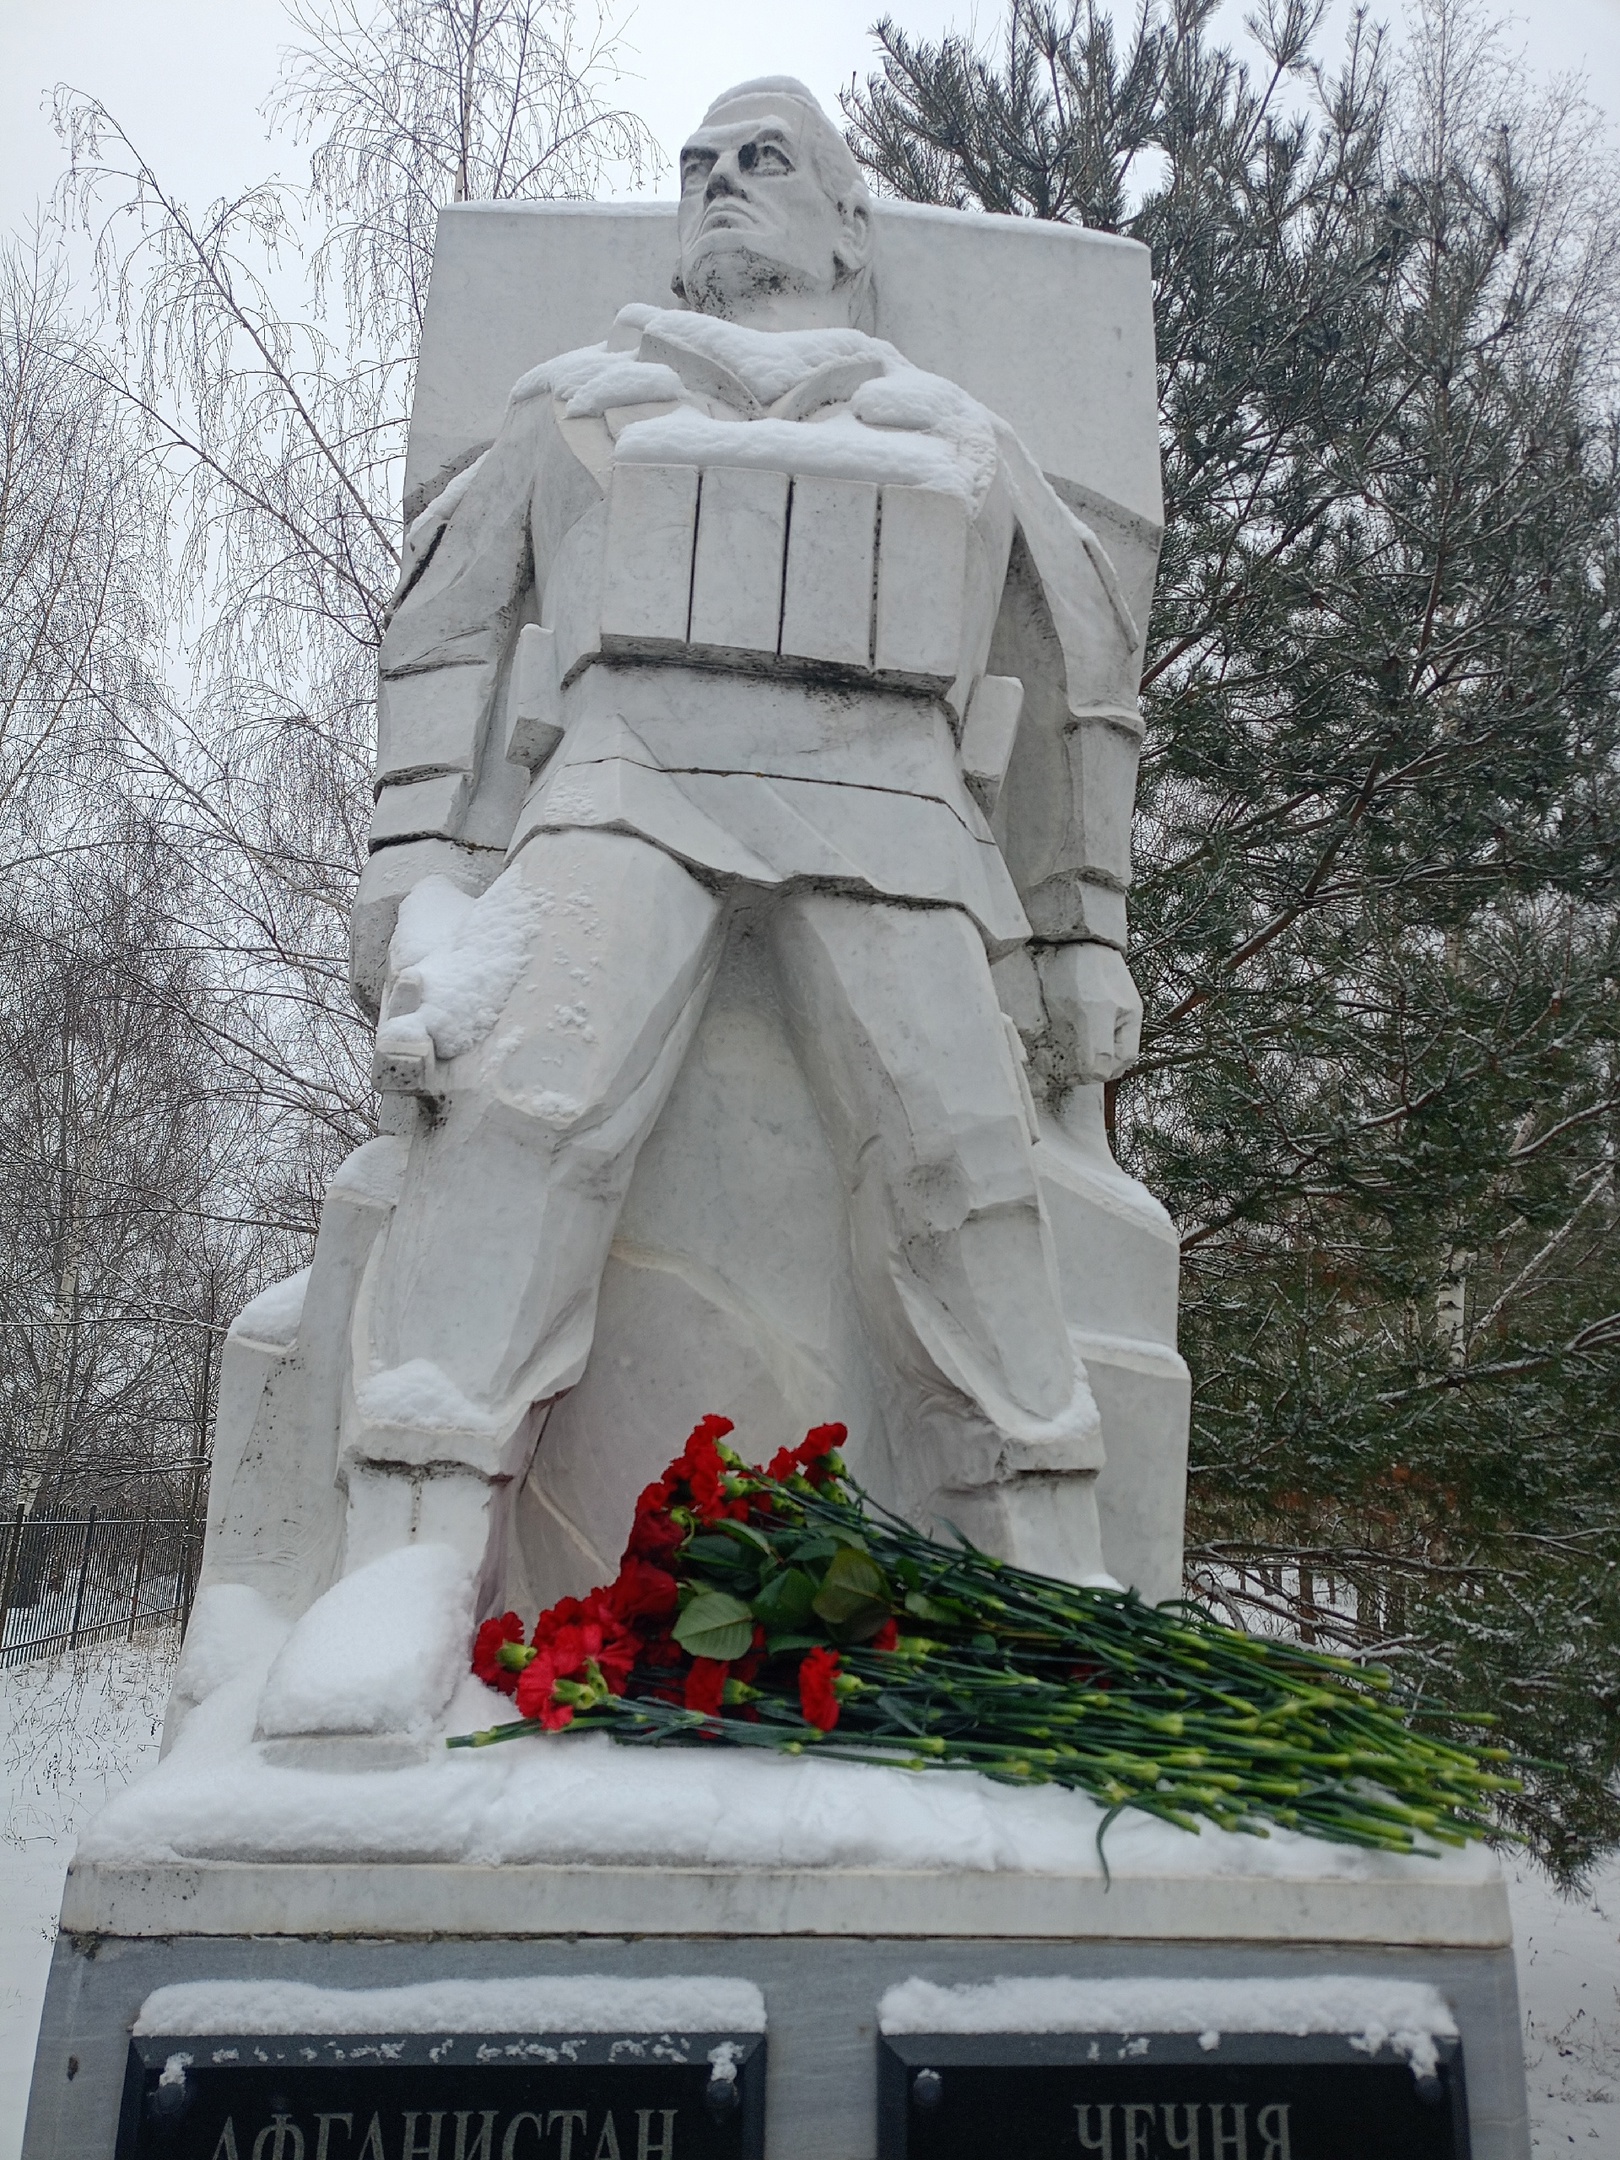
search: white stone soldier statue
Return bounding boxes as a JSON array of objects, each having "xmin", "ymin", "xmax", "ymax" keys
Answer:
[
  {"xmin": 196, "ymin": 79, "xmax": 1178, "ymax": 1701},
  {"xmin": 334, "ymin": 74, "xmax": 1160, "ymax": 1604}
]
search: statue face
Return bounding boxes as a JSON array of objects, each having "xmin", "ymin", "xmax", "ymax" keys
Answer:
[{"xmin": 676, "ymin": 97, "xmax": 869, "ymax": 326}]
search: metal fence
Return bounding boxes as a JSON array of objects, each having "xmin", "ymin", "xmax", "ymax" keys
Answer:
[
  {"xmin": 0, "ymin": 1508, "xmax": 203, "ymax": 1668},
  {"xmin": 1186, "ymin": 1543, "xmax": 1420, "ymax": 1662}
]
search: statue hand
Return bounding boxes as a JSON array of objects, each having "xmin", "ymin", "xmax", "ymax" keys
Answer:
[
  {"xmin": 349, "ymin": 839, "xmax": 484, "ymax": 1023},
  {"xmin": 1037, "ymin": 942, "xmax": 1142, "ymax": 1084}
]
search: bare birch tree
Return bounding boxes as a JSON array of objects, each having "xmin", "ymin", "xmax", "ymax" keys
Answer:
[
  {"xmin": 0, "ymin": 820, "xmax": 284, "ymax": 1522},
  {"xmin": 0, "ymin": 4, "xmax": 658, "ymax": 1528},
  {"xmin": 276, "ymin": 0, "xmax": 658, "ymax": 349},
  {"xmin": 50, "ymin": 0, "xmax": 661, "ymax": 1230},
  {"xmin": 0, "ymin": 244, "xmax": 274, "ymax": 1524},
  {"xmin": 0, "ymin": 237, "xmax": 164, "ymax": 852}
]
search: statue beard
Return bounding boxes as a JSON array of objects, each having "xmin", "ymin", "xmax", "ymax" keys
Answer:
[{"xmin": 675, "ymin": 240, "xmax": 818, "ymax": 320}]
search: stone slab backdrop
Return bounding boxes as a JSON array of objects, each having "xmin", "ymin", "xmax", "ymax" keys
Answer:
[{"xmin": 382, "ymin": 199, "xmax": 1184, "ymax": 1611}]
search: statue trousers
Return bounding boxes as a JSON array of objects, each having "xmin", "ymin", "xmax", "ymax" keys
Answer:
[{"xmin": 360, "ymin": 826, "xmax": 1100, "ymax": 1515}]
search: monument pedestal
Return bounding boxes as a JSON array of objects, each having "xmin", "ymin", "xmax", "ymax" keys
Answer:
[{"xmin": 26, "ymin": 1846, "xmax": 1529, "ymax": 2158}]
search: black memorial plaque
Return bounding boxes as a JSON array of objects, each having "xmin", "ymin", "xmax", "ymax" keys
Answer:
[
  {"xmin": 879, "ymin": 2031, "xmax": 1470, "ymax": 2160},
  {"xmin": 117, "ymin": 2030, "xmax": 765, "ymax": 2160}
]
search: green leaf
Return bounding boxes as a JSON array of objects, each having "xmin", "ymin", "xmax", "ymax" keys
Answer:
[
  {"xmin": 684, "ymin": 1535, "xmax": 754, "ymax": 1574},
  {"xmin": 715, "ymin": 1519, "xmax": 775, "ymax": 1558},
  {"xmin": 672, "ymin": 1590, "xmax": 755, "ymax": 1662},
  {"xmin": 788, "ymin": 1534, "xmax": 842, "ymax": 1567},
  {"xmin": 812, "ymin": 1546, "xmax": 892, "ymax": 1642},
  {"xmin": 752, "ymin": 1567, "xmax": 819, "ymax": 1633},
  {"xmin": 904, "ymin": 1589, "xmax": 960, "ymax": 1625}
]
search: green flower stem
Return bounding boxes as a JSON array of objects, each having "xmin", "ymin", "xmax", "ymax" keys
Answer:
[{"xmin": 450, "ymin": 1456, "xmax": 1521, "ymax": 1860}]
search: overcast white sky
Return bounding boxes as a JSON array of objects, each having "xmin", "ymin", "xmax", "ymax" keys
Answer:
[{"xmin": 3, "ymin": 0, "xmax": 1619, "ymax": 244}]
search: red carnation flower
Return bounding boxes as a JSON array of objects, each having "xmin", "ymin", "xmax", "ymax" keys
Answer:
[
  {"xmin": 605, "ymin": 1558, "xmax": 679, "ymax": 1624},
  {"xmin": 624, "ymin": 1467, "xmax": 688, "ymax": 1562},
  {"xmin": 542, "ymin": 1620, "xmax": 587, "ymax": 1673},
  {"xmin": 582, "ymin": 1598, "xmax": 641, "ymax": 1693},
  {"xmin": 799, "ymin": 1646, "xmax": 842, "ymax": 1733},
  {"xmin": 681, "ymin": 1439, "xmax": 727, "ymax": 1519},
  {"xmin": 683, "ymin": 1658, "xmax": 729, "ymax": 1717},
  {"xmin": 472, "ymin": 1611, "xmax": 526, "ymax": 1697},
  {"xmin": 514, "ymin": 1652, "xmax": 575, "ymax": 1729},
  {"xmin": 871, "ymin": 1618, "xmax": 900, "ymax": 1653},
  {"xmin": 512, "ymin": 1584, "xmax": 643, "ymax": 1730},
  {"xmin": 793, "ymin": 1423, "xmax": 847, "ymax": 1486},
  {"xmin": 764, "ymin": 1423, "xmax": 845, "ymax": 1487},
  {"xmin": 671, "ymin": 1414, "xmax": 736, "ymax": 1520},
  {"xmin": 625, "ymin": 1505, "xmax": 684, "ymax": 1562},
  {"xmin": 797, "ymin": 1422, "xmax": 846, "ymax": 1461},
  {"xmin": 532, "ymin": 1595, "xmax": 586, "ymax": 1645}
]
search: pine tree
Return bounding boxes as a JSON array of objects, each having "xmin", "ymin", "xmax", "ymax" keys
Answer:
[{"xmin": 847, "ymin": 0, "xmax": 1620, "ymax": 1876}]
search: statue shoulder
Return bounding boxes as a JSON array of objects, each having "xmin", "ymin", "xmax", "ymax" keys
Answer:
[{"xmin": 386, "ymin": 385, "xmax": 575, "ymax": 636}]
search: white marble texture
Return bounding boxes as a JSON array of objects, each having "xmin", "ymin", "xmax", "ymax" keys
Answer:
[
  {"xmin": 599, "ymin": 460, "xmax": 698, "ymax": 643},
  {"xmin": 61, "ymin": 1852, "xmax": 1513, "ymax": 1953},
  {"xmin": 873, "ymin": 482, "xmax": 970, "ymax": 680},
  {"xmin": 688, "ymin": 464, "xmax": 789, "ymax": 651},
  {"xmin": 778, "ymin": 474, "xmax": 875, "ymax": 666},
  {"xmin": 503, "ymin": 622, "xmax": 563, "ymax": 770}
]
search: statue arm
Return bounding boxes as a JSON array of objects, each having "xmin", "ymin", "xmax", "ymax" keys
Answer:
[
  {"xmin": 986, "ymin": 433, "xmax": 1149, "ymax": 1101},
  {"xmin": 350, "ymin": 391, "xmax": 599, "ymax": 1017}
]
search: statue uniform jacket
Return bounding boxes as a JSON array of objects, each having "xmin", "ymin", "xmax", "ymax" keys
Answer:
[{"xmin": 373, "ymin": 304, "xmax": 1145, "ymax": 961}]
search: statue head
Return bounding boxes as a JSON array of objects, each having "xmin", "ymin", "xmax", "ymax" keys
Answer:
[{"xmin": 674, "ymin": 77, "xmax": 876, "ymax": 333}]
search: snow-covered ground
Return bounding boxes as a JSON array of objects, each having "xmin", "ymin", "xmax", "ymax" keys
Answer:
[
  {"xmin": 0, "ymin": 1636, "xmax": 174, "ymax": 2155},
  {"xmin": 1, "ymin": 1636, "xmax": 1615, "ymax": 2158},
  {"xmin": 1512, "ymin": 1850, "xmax": 1620, "ymax": 2150}
]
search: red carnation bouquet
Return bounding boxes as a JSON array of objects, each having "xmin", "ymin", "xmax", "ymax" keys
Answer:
[
  {"xmin": 467, "ymin": 1416, "xmax": 857, "ymax": 1737},
  {"xmin": 452, "ymin": 1415, "xmax": 1518, "ymax": 1857}
]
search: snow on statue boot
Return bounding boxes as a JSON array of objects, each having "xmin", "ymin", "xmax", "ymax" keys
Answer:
[{"xmin": 251, "ymin": 1363, "xmax": 540, "ymax": 1765}]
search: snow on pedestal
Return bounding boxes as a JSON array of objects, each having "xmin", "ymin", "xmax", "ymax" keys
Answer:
[
  {"xmin": 85, "ymin": 1646, "xmax": 1503, "ymax": 1892},
  {"xmin": 878, "ymin": 1974, "xmax": 1459, "ymax": 2081},
  {"xmin": 134, "ymin": 1975, "xmax": 766, "ymax": 2037}
]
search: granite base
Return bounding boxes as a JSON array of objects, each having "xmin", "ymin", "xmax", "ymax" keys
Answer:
[{"xmin": 23, "ymin": 1858, "xmax": 1529, "ymax": 2160}]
